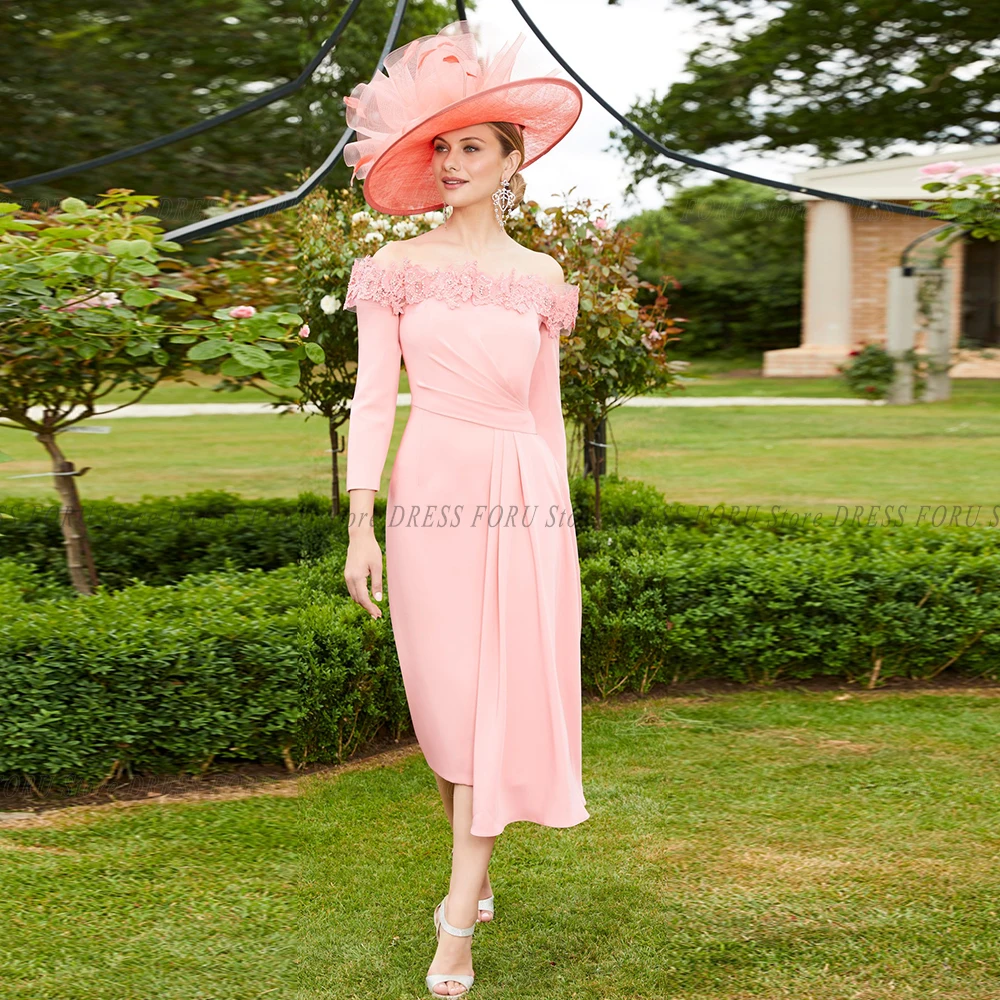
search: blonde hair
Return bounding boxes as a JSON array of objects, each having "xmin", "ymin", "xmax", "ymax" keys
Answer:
[{"xmin": 487, "ymin": 121, "xmax": 527, "ymax": 208}]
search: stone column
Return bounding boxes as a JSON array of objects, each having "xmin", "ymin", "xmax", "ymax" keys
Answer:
[
  {"xmin": 803, "ymin": 200, "xmax": 853, "ymax": 349},
  {"xmin": 763, "ymin": 200, "xmax": 854, "ymax": 376}
]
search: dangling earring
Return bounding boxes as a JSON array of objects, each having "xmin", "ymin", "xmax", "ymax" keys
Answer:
[{"xmin": 493, "ymin": 177, "xmax": 515, "ymax": 230}]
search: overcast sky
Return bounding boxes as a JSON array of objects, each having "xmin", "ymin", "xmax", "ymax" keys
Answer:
[{"xmin": 459, "ymin": 0, "xmax": 967, "ymax": 222}]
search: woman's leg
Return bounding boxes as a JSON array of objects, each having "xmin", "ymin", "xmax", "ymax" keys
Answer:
[
  {"xmin": 434, "ymin": 773, "xmax": 495, "ymax": 918},
  {"xmin": 427, "ymin": 777, "xmax": 497, "ymax": 997}
]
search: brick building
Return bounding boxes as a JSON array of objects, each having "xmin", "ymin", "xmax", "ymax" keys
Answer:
[{"xmin": 764, "ymin": 144, "xmax": 1000, "ymax": 379}]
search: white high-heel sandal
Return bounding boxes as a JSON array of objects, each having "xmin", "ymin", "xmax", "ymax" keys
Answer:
[
  {"xmin": 477, "ymin": 895, "xmax": 494, "ymax": 923},
  {"xmin": 426, "ymin": 894, "xmax": 476, "ymax": 997}
]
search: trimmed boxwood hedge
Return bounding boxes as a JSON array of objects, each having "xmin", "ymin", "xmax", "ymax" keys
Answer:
[
  {"xmin": 0, "ymin": 477, "xmax": 738, "ymax": 591},
  {"xmin": 2, "ymin": 478, "xmax": 998, "ymax": 793},
  {"xmin": 0, "ymin": 557, "xmax": 409, "ymax": 793},
  {"xmin": 0, "ymin": 490, "xmax": 341, "ymax": 590}
]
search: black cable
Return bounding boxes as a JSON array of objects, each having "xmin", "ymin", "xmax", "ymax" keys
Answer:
[
  {"xmin": 164, "ymin": 0, "xmax": 410, "ymax": 244},
  {"xmin": 3, "ymin": 0, "xmax": 366, "ymax": 190},
  {"xmin": 509, "ymin": 0, "xmax": 937, "ymax": 220}
]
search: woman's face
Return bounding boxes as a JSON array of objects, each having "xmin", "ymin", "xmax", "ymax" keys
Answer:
[{"xmin": 431, "ymin": 124, "xmax": 518, "ymax": 208}]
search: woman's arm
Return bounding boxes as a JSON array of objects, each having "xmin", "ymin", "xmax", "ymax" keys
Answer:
[
  {"xmin": 527, "ymin": 320, "xmax": 569, "ymax": 482},
  {"xmin": 346, "ymin": 297, "xmax": 403, "ymax": 496},
  {"xmin": 344, "ymin": 295, "xmax": 402, "ymax": 617}
]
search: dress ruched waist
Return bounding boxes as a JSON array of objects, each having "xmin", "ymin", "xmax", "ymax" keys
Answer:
[{"xmin": 410, "ymin": 399, "xmax": 538, "ymax": 434}]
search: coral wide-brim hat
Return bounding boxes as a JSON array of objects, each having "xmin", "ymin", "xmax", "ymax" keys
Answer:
[{"xmin": 342, "ymin": 19, "xmax": 583, "ymax": 216}]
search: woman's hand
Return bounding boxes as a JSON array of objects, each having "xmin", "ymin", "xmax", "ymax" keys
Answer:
[{"xmin": 344, "ymin": 529, "xmax": 385, "ymax": 618}]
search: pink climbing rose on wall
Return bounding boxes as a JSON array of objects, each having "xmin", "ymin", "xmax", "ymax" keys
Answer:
[{"xmin": 912, "ymin": 160, "xmax": 1000, "ymax": 243}]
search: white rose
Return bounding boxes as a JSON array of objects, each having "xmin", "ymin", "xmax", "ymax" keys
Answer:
[{"xmin": 320, "ymin": 294, "xmax": 340, "ymax": 315}]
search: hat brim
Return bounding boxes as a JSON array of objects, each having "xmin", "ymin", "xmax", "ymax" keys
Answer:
[{"xmin": 359, "ymin": 77, "xmax": 583, "ymax": 216}]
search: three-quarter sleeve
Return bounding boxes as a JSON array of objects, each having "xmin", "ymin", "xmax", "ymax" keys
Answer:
[
  {"xmin": 528, "ymin": 319, "xmax": 569, "ymax": 482},
  {"xmin": 345, "ymin": 297, "xmax": 402, "ymax": 492}
]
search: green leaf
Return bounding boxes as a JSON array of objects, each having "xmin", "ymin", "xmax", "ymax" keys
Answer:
[
  {"xmin": 219, "ymin": 357, "xmax": 258, "ymax": 377},
  {"xmin": 59, "ymin": 197, "xmax": 89, "ymax": 214},
  {"xmin": 304, "ymin": 343, "xmax": 325, "ymax": 364},
  {"xmin": 72, "ymin": 256, "xmax": 107, "ymax": 277},
  {"xmin": 107, "ymin": 238, "xmax": 154, "ymax": 258},
  {"xmin": 168, "ymin": 334, "xmax": 199, "ymax": 343},
  {"xmin": 187, "ymin": 339, "xmax": 233, "ymax": 360},
  {"xmin": 230, "ymin": 343, "xmax": 273, "ymax": 369},
  {"xmin": 123, "ymin": 288, "xmax": 160, "ymax": 307},
  {"xmin": 181, "ymin": 320, "xmax": 214, "ymax": 329},
  {"xmin": 152, "ymin": 287, "xmax": 196, "ymax": 301},
  {"xmin": 265, "ymin": 358, "xmax": 302, "ymax": 388}
]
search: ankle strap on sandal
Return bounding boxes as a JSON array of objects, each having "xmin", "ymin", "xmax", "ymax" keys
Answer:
[{"xmin": 438, "ymin": 895, "xmax": 476, "ymax": 937}]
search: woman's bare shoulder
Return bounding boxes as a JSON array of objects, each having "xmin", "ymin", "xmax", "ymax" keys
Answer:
[
  {"xmin": 371, "ymin": 234, "xmax": 441, "ymax": 267},
  {"xmin": 372, "ymin": 238, "xmax": 565, "ymax": 288},
  {"xmin": 526, "ymin": 250, "xmax": 567, "ymax": 289},
  {"xmin": 370, "ymin": 240, "xmax": 405, "ymax": 265}
]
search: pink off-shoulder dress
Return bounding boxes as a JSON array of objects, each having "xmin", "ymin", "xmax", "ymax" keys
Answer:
[{"xmin": 343, "ymin": 254, "xmax": 590, "ymax": 838}]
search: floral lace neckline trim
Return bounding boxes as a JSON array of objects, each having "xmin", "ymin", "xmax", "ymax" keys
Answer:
[{"xmin": 344, "ymin": 254, "xmax": 579, "ymax": 335}]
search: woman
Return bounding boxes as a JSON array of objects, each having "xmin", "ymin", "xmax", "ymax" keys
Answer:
[{"xmin": 340, "ymin": 20, "xmax": 589, "ymax": 997}]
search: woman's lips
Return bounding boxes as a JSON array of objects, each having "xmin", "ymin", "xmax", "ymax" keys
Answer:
[{"xmin": 442, "ymin": 179, "xmax": 467, "ymax": 187}]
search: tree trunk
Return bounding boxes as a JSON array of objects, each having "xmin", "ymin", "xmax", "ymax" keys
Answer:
[
  {"xmin": 329, "ymin": 419, "xmax": 341, "ymax": 519},
  {"xmin": 584, "ymin": 420, "xmax": 603, "ymax": 531},
  {"xmin": 36, "ymin": 431, "xmax": 98, "ymax": 595}
]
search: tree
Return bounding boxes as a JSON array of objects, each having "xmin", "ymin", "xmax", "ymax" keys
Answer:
[
  {"xmin": 625, "ymin": 178, "xmax": 804, "ymax": 357},
  {"xmin": 291, "ymin": 184, "xmax": 442, "ymax": 518},
  {"xmin": 0, "ymin": 0, "xmax": 467, "ymax": 225},
  {"xmin": 508, "ymin": 195, "xmax": 685, "ymax": 529},
  {"xmin": 185, "ymin": 181, "xmax": 443, "ymax": 519},
  {"xmin": 0, "ymin": 189, "xmax": 309, "ymax": 594},
  {"xmin": 609, "ymin": 0, "xmax": 1000, "ymax": 198}
]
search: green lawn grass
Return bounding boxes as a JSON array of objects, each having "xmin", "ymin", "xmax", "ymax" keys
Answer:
[
  {"xmin": 3, "ymin": 375, "xmax": 997, "ymax": 523},
  {"xmin": 3, "ymin": 687, "xmax": 997, "ymax": 999}
]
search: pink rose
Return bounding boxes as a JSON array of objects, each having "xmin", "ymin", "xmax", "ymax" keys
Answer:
[
  {"xmin": 298, "ymin": 324, "xmax": 310, "ymax": 338},
  {"xmin": 595, "ymin": 217, "xmax": 609, "ymax": 230},
  {"xmin": 61, "ymin": 291, "xmax": 122, "ymax": 312},
  {"xmin": 953, "ymin": 166, "xmax": 987, "ymax": 178},
  {"xmin": 980, "ymin": 163, "xmax": 1000, "ymax": 176},
  {"xmin": 228, "ymin": 305, "xmax": 256, "ymax": 319},
  {"xmin": 918, "ymin": 161, "xmax": 964, "ymax": 176}
]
